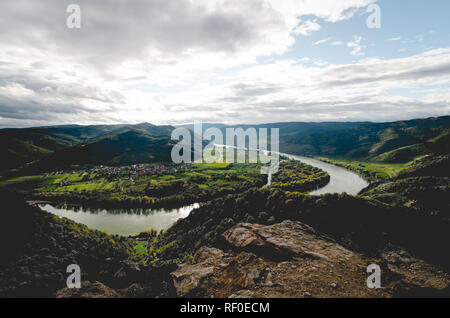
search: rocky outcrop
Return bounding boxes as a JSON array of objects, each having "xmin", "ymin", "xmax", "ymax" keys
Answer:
[
  {"xmin": 170, "ymin": 220, "xmax": 450, "ymax": 298},
  {"xmin": 54, "ymin": 220, "xmax": 450, "ymax": 298},
  {"xmin": 171, "ymin": 221, "xmax": 387, "ymax": 298},
  {"xmin": 222, "ymin": 221, "xmax": 351, "ymax": 261},
  {"xmin": 171, "ymin": 247, "xmax": 225, "ymax": 297}
]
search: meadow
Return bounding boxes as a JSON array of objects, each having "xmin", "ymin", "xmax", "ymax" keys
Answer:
[
  {"xmin": 0, "ymin": 154, "xmax": 331, "ymax": 211},
  {"xmin": 315, "ymin": 157, "xmax": 416, "ymax": 182}
]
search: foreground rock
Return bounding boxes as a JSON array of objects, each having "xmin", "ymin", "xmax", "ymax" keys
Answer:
[
  {"xmin": 222, "ymin": 221, "xmax": 349, "ymax": 261},
  {"xmin": 171, "ymin": 220, "xmax": 381, "ymax": 297},
  {"xmin": 171, "ymin": 220, "xmax": 450, "ymax": 298}
]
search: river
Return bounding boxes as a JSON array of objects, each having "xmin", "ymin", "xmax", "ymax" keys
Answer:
[
  {"xmin": 38, "ymin": 152, "xmax": 368, "ymax": 236},
  {"xmin": 217, "ymin": 145, "xmax": 368, "ymax": 195},
  {"xmin": 38, "ymin": 203, "xmax": 199, "ymax": 236},
  {"xmin": 281, "ymin": 153, "xmax": 369, "ymax": 195}
]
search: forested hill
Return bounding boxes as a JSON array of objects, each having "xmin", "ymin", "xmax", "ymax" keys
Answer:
[
  {"xmin": 1, "ymin": 116, "xmax": 449, "ymax": 176},
  {"xmin": 278, "ymin": 116, "xmax": 450, "ymax": 162},
  {"xmin": 0, "ymin": 123, "xmax": 175, "ymax": 174},
  {"xmin": 29, "ymin": 129, "xmax": 176, "ymax": 171},
  {"xmin": 181, "ymin": 116, "xmax": 450, "ymax": 163}
]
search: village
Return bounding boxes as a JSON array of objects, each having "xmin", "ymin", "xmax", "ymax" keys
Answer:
[{"xmin": 43, "ymin": 163, "xmax": 194, "ymax": 186}]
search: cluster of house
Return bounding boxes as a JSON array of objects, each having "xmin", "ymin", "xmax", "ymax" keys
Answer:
[
  {"xmin": 42, "ymin": 163, "xmax": 194, "ymax": 184},
  {"xmin": 99, "ymin": 164, "xmax": 181, "ymax": 181}
]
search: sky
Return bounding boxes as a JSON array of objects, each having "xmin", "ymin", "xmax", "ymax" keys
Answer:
[{"xmin": 0, "ymin": 0, "xmax": 450, "ymax": 128}]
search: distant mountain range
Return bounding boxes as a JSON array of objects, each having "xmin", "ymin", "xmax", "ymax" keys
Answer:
[
  {"xmin": 0, "ymin": 123, "xmax": 175, "ymax": 174},
  {"xmin": 1, "ymin": 116, "xmax": 449, "ymax": 176},
  {"xmin": 180, "ymin": 116, "xmax": 450, "ymax": 161},
  {"xmin": 275, "ymin": 116, "xmax": 450, "ymax": 161}
]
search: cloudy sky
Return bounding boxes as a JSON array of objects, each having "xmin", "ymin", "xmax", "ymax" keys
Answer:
[{"xmin": 1, "ymin": 0, "xmax": 450, "ymax": 128}]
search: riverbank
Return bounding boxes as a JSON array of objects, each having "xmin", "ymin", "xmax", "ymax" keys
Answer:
[
  {"xmin": 38, "ymin": 202, "xmax": 200, "ymax": 236},
  {"xmin": 281, "ymin": 154, "xmax": 369, "ymax": 196},
  {"xmin": 314, "ymin": 157, "xmax": 413, "ymax": 182}
]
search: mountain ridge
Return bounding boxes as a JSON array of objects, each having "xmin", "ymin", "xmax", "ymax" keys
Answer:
[{"xmin": 1, "ymin": 116, "xmax": 449, "ymax": 176}]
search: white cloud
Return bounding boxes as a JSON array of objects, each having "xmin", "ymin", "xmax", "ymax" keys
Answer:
[
  {"xmin": 347, "ymin": 35, "xmax": 365, "ymax": 56},
  {"xmin": 294, "ymin": 20, "xmax": 321, "ymax": 36},
  {"xmin": 313, "ymin": 37, "xmax": 332, "ymax": 46},
  {"xmin": 2, "ymin": 0, "xmax": 448, "ymax": 127},
  {"xmin": 159, "ymin": 48, "xmax": 450, "ymax": 124},
  {"xmin": 0, "ymin": 0, "xmax": 377, "ymax": 72}
]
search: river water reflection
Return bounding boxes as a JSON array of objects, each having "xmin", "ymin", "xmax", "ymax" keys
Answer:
[{"xmin": 38, "ymin": 203, "xmax": 199, "ymax": 236}]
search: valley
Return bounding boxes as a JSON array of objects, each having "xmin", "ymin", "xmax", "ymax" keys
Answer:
[
  {"xmin": 0, "ymin": 158, "xmax": 331, "ymax": 235},
  {"xmin": 0, "ymin": 116, "xmax": 449, "ymax": 298}
]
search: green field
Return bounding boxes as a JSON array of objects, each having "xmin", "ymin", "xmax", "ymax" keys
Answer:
[
  {"xmin": 0, "ymin": 162, "xmax": 257, "ymax": 190},
  {"xmin": 316, "ymin": 157, "xmax": 418, "ymax": 181},
  {"xmin": 0, "ymin": 159, "xmax": 269, "ymax": 209},
  {"xmin": 0, "ymin": 151, "xmax": 332, "ymax": 210}
]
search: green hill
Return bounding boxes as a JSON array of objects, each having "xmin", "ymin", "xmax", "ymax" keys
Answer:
[
  {"xmin": 30, "ymin": 129, "xmax": 176, "ymax": 170},
  {"xmin": 0, "ymin": 123, "xmax": 175, "ymax": 174},
  {"xmin": 360, "ymin": 154, "xmax": 450, "ymax": 224},
  {"xmin": 371, "ymin": 144, "xmax": 430, "ymax": 163},
  {"xmin": 182, "ymin": 116, "xmax": 449, "ymax": 163},
  {"xmin": 0, "ymin": 129, "xmax": 78, "ymax": 170},
  {"xmin": 276, "ymin": 116, "xmax": 450, "ymax": 162},
  {"xmin": 2, "ymin": 116, "xmax": 449, "ymax": 176}
]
